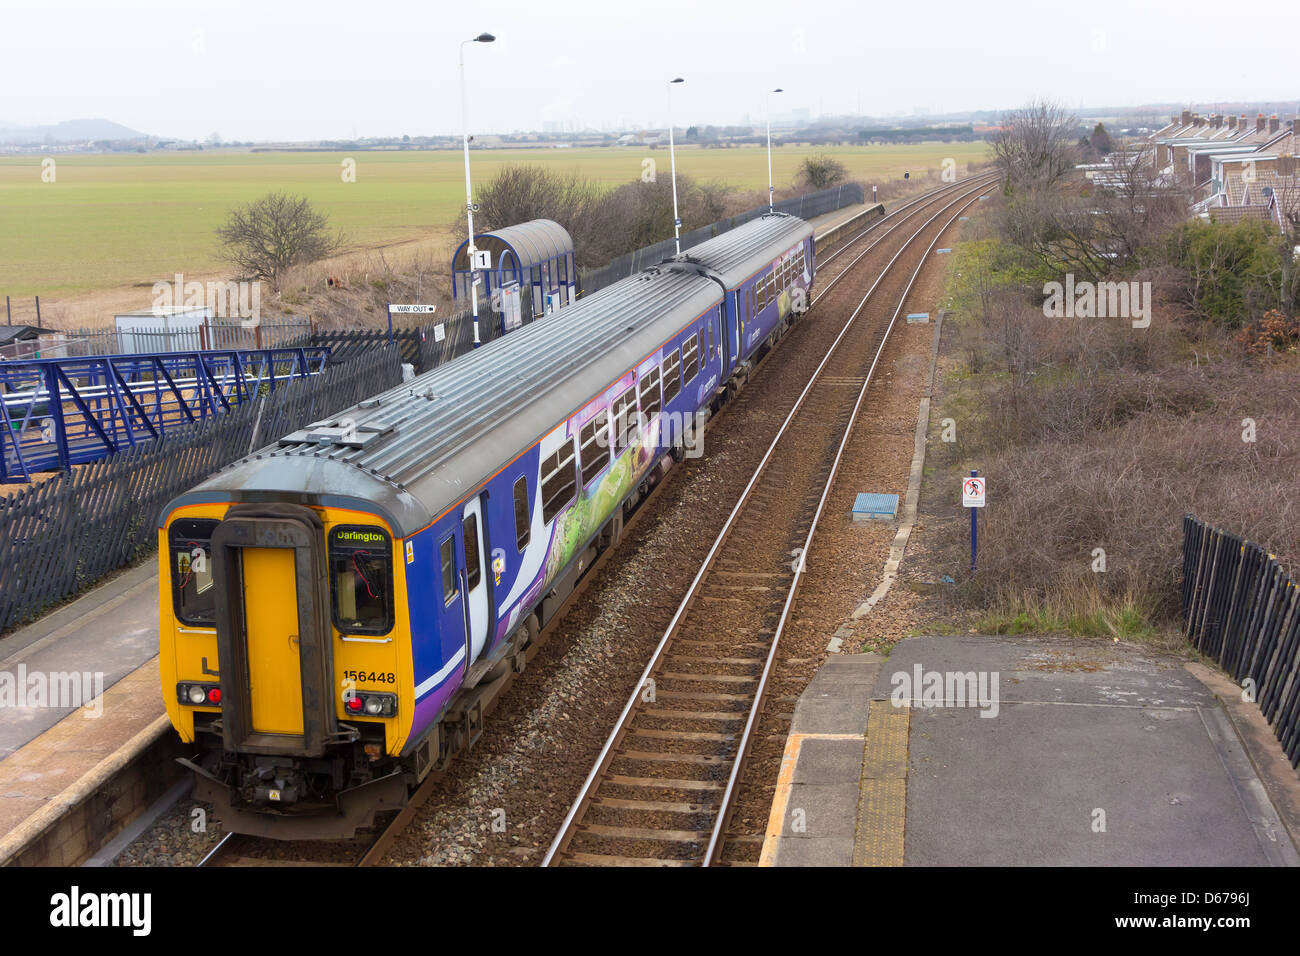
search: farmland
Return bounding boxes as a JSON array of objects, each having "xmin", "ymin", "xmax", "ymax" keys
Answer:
[{"xmin": 0, "ymin": 141, "xmax": 989, "ymax": 316}]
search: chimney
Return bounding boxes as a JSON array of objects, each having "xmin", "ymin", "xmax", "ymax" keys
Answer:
[
  {"xmin": 1292, "ymin": 118, "xmax": 1300, "ymax": 137},
  {"xmin": 1170, "ymin": 115, "xmax": 1179, "ymax": 126},
  {"xmin": 1193, "ymin": 112, "xmax": 1204, "ymax": 126},
  {"xmin": 1181, "ymin": 109, "xmax": 1192, "ymax": 126},
  {"xmin": 1228, "ymin": 115, "xmax": 1238, "ymax": 130},
  {"xmin": 1213, "ymin": 114, "xmax": 1223, "ymax": 128},
  {"xmin": 1270, "ymin": 114, "xmax": 1280, "ymax": 133},
  {"xmin": 1257, "ymin": 113, "xmax": 1267, "ymax": 132}
]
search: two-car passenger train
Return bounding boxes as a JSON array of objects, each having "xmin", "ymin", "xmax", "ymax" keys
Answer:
[{"xmin": 159, "ymin": 212, "xmax": 815, "ymax": 837}]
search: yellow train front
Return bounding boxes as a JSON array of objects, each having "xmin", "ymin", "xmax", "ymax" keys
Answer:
[{"xmin": 160, "ymin": 491, "xmax": 418, "ymax": 838}]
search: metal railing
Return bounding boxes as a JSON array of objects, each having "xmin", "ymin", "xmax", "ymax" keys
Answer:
[
  {"xmin": 1182, "ymin": 514, "xmax": 1300, "ymax": 766},
  {"xmin": 0, "ymin": 346, "xmax": 402, "ymax": 634},
  {"xmin": 0, "ymin": 347, "xmax": 332, "ymax": 482}
]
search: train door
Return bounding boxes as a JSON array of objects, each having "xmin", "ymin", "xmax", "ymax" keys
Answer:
[
  {"xmin": 461, "ymin": 496, "xmax": 489, "ymax": 664},
  {"xmin": 210, "ymin": 504, "xmax": 333, "ymax": 757},
  {"xmin": 242, "ymin": 547, "xmax": 304, "ymax": 735},
  {"xmin": 711, "ymin": 305, "xmax": 724, "ymax": 380}
]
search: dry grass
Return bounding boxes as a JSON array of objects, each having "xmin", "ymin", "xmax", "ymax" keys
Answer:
[{"xmin": 933, "ymin": 198, "xmax": 1300, "ymax": 635}]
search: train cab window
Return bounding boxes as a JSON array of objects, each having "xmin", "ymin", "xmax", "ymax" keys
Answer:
[
  {"xmin": 329, "ymin": 526, "xmax": 394, "ymax": 635},
  {"xmin": 169, "ymin": 518, "xmax": 220, "ymax": 626},
  {"xmin": 682, "ymin": 334, "xmax": 699, "ymax": 384},
  {"xmin": 662, "ymin": 349, "xmax": 682, "ymax": 404},
  {"xmin": 542, "ymin": 439, "xmax": 579, "ymax": 523},
  {"xmin": 440, "ymin": 537, "xmax": 458, "ymax": 605},
  {"xmin": 639, "ymin": 365, "xmax": 662, "ymax": 420},
  {"xmin": 612, "ymin": 386, "xmax": 638, "ymax": 454},
  {"xmin": 580, "ymin": 409, "xmax": 610, "ymax": 484},
  {"xmin": 462, "ymin": 513, "xmax": 482, "ymax": 591},
  {"xmin": 513, "ymin": 476, "xmax": 530, "ymax": 551}
]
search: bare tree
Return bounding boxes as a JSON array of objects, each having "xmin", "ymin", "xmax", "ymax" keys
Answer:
[
  {"xmin": 795, "ymin": 154, "xmax": 848, "ymax": 190},
  {"xmin": 1089, "ymin": 146, "xmax": 1191, "ymax": 265},
  {"xmin": 217, "ymin": 192, "xmax": 342, "ymax": 291},
  {"xmin": 992, "ymin": 100, "xmax": 1080, "ymax": 192}
]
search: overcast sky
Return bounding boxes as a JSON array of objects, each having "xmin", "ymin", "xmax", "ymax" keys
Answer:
[{"xmin": 1, "ymin": 0, "xmax": 1296, "ymax": 140}]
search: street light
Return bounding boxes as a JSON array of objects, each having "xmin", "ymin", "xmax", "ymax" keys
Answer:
[
  {"xmin": 667, "ymin": 77, "xmax": 684, "ymax": 255},
  {"xmin": 460, "ymin": 31, "xmax": 495, "ymax": 347},
  {"xmin": 766, "ymin": 87, "xmax": 783, "ymax": 213}
]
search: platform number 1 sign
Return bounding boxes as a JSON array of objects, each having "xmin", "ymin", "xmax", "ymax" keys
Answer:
[{"xmin": 962, "ymin": 472, "xmax": 985, "ymax": 572}]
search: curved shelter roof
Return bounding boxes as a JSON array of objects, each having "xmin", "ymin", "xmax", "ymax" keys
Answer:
[{"xmin": 451, "ymin": 218, "xmax": 573, "ymax": 272}]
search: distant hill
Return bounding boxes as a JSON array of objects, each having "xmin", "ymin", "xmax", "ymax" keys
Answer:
[{"xmin": 0, "ymin": 118, "xmax": 148, "ymax": 145}]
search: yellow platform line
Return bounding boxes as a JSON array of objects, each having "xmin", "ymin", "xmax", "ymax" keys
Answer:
[
  {"xmin": 758, "ymin": 732, "xmax": 863, "ymax": 867},
  {"xmin": 853, "ymin": 700, "xmax": 910, "ymax": 866}
]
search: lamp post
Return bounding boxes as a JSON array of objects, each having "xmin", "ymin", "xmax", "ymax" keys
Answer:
[
  {"xmin": 766, "ymin": 87, "xmax": 783, "ymax": 213},
  {"xmin": 667, "ymin": 77, "xmax": 684, "ymax": 255},
  {"xmin": 460, "ymin": 31, "xmax": 495, "ymax": 347}
]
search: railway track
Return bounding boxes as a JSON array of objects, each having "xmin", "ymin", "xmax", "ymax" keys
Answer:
[
  {"xmin": 543, "ymin": 175, "xmax": 996, "ymax": 867},
  {"xmin": 188, "ymin": 174, "xmax": 994, "ymax": 868}
]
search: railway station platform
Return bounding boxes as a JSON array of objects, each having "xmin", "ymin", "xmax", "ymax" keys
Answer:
[
  {"xmin": 761, "ymin": 635, "xmax": 1300, "ymax": 866},
  {"xmin": 0, "ymin": 563, "xmax": 168, "ymax": 865}
]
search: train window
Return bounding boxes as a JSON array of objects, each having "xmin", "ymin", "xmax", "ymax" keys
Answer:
[
  {"xmin": 462, "ymin": 513, "xmax": 482, "ymax": 592},
  {"xmin": 329, "ymin": 526, "xmax": 394, "ymax": 636},
  {"xmin": 639, "ymin": 365, "xmax": 661, "ymax": 420},
  {"xmin": 440, "ymin": 537, "xmax": 458, "ymax": 605},
  {"xmin": 580, "ymin": 409, "xmax": 610, "ymax": 484},
  {"xmin": 682, "ymin": 334, "xmax": 699, "ymax": 384},
  {"xmin": 662, "ymin": 349, "xmax": 682, "ymax": 404},
  {"xmin": 542, "ymin": 439, "xmax": 578, "ymax": 523},
  {"xmin": 612, "ymin": 386, "xmax": 638, "ymax": 454},
  {"xmin": 707, "ymin": 320, "xmax": 714, "ymax": 360},
  {"xmin": 513, "ymin": 476, "xmax": 530, "ymax": 551},
  {"xmin": 169, "ymin": 518, "xmax": 220, "ymax": 626}
]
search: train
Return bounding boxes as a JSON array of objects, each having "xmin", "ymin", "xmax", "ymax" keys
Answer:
[{"xmin": 158, "ymin": 212, "xmax": 816, "ymax": 838}]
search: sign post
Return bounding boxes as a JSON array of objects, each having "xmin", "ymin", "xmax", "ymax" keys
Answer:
[
  {"xmin": 386, "ymin": 304, "xmax": 437, "ymax": 349},
  {"xmin": 962, "ymin": 470, "xmax": 986, "ymax": 573}
]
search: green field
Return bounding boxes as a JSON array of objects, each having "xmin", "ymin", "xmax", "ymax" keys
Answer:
[{"xmin": 0, "ymin": 142, "xmax": 989, "ymax": 298}]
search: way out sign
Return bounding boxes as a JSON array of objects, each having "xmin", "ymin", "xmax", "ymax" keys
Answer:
[{"xmin": 962, "ymin": 476, "xmax": 986, "ymax": 508}]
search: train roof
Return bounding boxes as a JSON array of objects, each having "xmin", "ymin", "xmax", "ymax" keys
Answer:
[
  {"xmin": 669, "ymin": 211, "xmax": 814, "ymax": 288},
  {"xmin": 173, "ymin": 268, "xmax": 723, "ymax": 536}
]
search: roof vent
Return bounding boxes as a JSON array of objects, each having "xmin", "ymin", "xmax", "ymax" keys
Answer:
[{"xmin": 278, "ymin": 418, "xmax": 396, "ymax": 449}]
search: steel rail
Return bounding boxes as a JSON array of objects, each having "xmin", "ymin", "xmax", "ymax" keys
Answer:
[
  {"xmin": 702, "ymin": 189, "xmax": 987, "ymax": 864},
  {"xmin": 543, "ymin": 177, "xmax": 994, "ymax": 866}
]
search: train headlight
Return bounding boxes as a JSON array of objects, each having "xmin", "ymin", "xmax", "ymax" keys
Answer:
[
  {"xmin": 343, "ymin": 691, "xmax": 396, "ymax": 718},
  {"xmin": 178, "ymin": 682, "xmax": 220, "ymax": 706}
]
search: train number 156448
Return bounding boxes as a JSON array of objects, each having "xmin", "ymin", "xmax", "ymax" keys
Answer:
[{"xmin": 341, "ymin": 670, "xmax": 396, "ymax": 684}]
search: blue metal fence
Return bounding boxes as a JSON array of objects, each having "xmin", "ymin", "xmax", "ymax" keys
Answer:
[{"xmin": 0, "ymin": 346, "xmax": 331, "ymax": 482}]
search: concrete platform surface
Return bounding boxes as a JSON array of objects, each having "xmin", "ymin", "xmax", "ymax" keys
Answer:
[
  {"xmin": 0, "ymin": 562, "xmax": 160, "ymax": 758},
  {"xmin": 762, "ymin": 635, "xmax": 1300, "ymax": 867},
  {"xmin": 0, "ymin": 563, "xmax": 164, "ymax": 845}
]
